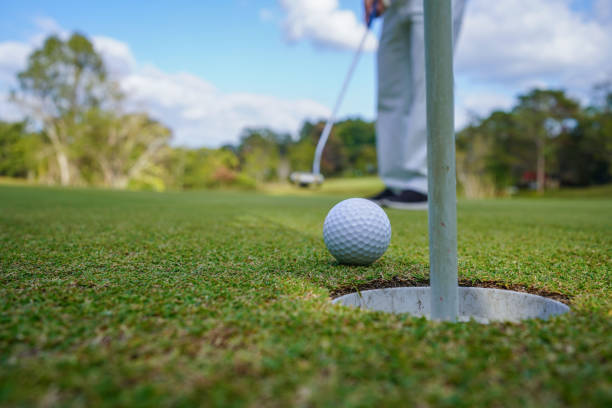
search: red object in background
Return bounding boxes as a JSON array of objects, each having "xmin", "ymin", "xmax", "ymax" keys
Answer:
[{"xmin": 521, "ymin": 171, "xmax": 537, "ymax": 182}]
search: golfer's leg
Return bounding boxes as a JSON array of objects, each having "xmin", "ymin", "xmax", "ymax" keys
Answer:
[
  {"xmin": 398, "ymin": 0, "xmax": 467, "ymax": 193},
  {"xmin": 377, "ymin": 0, "xmax": 467, "ymax": 194},
  {"xmin": 376, "ymin": 7, "xmax": 428, "ymax": 193}
]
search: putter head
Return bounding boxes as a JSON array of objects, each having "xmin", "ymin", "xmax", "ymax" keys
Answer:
[{"xmin": 289, "ymin": 172, "xmax": 324, "ymax": 187}]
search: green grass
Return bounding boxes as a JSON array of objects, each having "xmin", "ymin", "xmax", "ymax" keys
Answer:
[
  {"xmin": 518, "ymin": 183, "xmax": 612, "ymax": 199},
  {"xmin": 264, "ymin": 177, "xmax": 385, "ymax": 197},
  {"xmin": 1, "ymin": 184, "xmax": 610, "ymax": 407}
]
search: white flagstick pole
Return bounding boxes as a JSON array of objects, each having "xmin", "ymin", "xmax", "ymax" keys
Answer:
[{"xmin": 424, "ymin": 0, "xmax": 458, "ymax": 321}]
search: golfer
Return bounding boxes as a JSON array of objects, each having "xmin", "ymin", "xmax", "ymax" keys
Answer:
[{"xmin": 365, "ymin": 0, "xmax": 467, "ymax": 209}]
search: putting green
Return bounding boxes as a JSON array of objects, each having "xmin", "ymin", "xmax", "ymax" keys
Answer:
[{"xmin": 1, "ymin": 184, "xmax": 610, "ymax": 406}]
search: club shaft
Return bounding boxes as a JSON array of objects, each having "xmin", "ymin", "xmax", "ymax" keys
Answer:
[{"xmin": 312, "ymin": 27, "xmax": 370, "ymax": 175}]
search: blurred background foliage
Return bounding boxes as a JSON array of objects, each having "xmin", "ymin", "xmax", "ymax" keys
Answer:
[{"xmin": 1, "ymin": 32, "xmax": 611, "ymax": 196}]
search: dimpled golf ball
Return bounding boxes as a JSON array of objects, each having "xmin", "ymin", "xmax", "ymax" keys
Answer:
[{"xmin": 323, "ymin": 198, "xmax": 391, "ymax": 265}]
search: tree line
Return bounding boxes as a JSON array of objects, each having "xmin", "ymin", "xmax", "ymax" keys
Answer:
[
  {"xmin": 0, "ymin": 32, "xmax": 378, "ymax": 191},
  {"xmin": 0, "ymin": 32, "xmax": 610, "ymax": 195},
  {"xmin": 456, "ymin": 87, "xmax": 612, "ymax": 196}
]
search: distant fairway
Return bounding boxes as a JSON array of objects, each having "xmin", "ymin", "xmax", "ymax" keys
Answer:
[{"xmin": 1, "ymin": 184, "xmax": 610, "ymax": 407}]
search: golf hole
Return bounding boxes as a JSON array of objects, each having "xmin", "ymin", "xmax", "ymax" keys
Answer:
[{"xmin": 332, "ymin": 287, "xmax": 570, "ymax": 324}]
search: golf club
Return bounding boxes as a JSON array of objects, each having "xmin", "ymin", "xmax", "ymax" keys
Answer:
[{"xmin": 290, "ymin": 0, "xmax": 379, "ymax": 187}]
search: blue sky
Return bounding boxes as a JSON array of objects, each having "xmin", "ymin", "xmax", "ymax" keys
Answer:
[
  {"xmin": 0, "ymin": 0, "xmax": 374, "ymax": 107},
  {"xmin": 1, "ymin": 0, "xmax": 611, "ymax": 146}
]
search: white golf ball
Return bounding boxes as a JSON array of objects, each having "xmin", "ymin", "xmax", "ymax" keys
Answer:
[{"xmin": 323, "ymin": 198, "xmax": 391, "ymax": 265}]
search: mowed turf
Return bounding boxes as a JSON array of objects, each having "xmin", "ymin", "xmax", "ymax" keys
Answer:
[{"xmin": 0, "ymin": 184, "xmax": 610, "ymax": 407}]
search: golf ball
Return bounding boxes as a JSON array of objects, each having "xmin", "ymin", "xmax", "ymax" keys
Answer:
[{"xmin": 323, "ymin": 198, "xmax": 391, "ymax": 265}]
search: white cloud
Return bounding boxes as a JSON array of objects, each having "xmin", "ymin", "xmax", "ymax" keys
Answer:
[
  {"xmin": 0, "ymin": 90, "xmax": 24, "ymax": 121},
  {"xmin": 0, "ymin": 42, "xmax": 30, "ymax": 83},
  {"xmin": 92, "ymin": 36, "xmax": 136, "ymax": 77},
  {"xmin": 0, "ymin": 17, "xmax": 330, "ymax": 147},
  {"xmin": 33, "ymin": 16, "xmax": 66, "ymax": 34},
  {"xmin": 0, "ymin": 15, "xmax": 70, "ymax": 85},
  {"xmin": 594, "ymin": 0, "xmax": 612, "ymax": 23},
  {"xmin": 456, "ymin": 0, "xmax": 612, "ymax": 88},
  {"xmin": 30, "ymin": 16, "xmax": 70, "ymax": 45},
  {"xmin": 278, "ymin": 0, "xmax": 378, "ymax": 51},
  {"xmin": 273, "ymin": 0, "xmax": 612, "ymax": 126},
  {"xmin": 122, "ymin": 67, "xmax": 329, "ymax": 146},
  {"xmin": 455, "ymin": 89, "xmax": 515, "ymax": 129},
  {"xmin": 450, "ymin": 0, "xmax": 612, "ymax": 127}
]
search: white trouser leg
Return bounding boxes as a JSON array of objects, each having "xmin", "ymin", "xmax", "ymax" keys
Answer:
[{"xmin": 376, "ymin": 0, "xmax": 466, "ymax": 194}]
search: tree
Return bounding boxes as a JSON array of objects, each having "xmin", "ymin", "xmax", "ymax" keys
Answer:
[
  {"xmin": 457, "ymin": 110, "xmax": 534, "ymax": 196},
  {"xmin": 288, "ymin": 121, "xmax": 317, "ymax": 174},
  {"xmin": 556, "ymin": 114, "xmax": 611, "ymax": 186},
  {"xmin": 591, "ymin": 81, "xmax": 612, "ymax": 113},
  {"xmin": 513, "ymin": 89, "xmax": 580, "ymax": 192},
  {"xmin": 0, "ymin": 120, "xmax": 44, "ymax": 179},
  {"xmin": 81, "ymin": 110, "xmax": 172, "ymax": 189},
  {"xmin": 293, "ymin": 121, "xmax": 348, "ymax": 176},
  {"xmin": 556, "ymin": 85, "xmax": 612, "ymax": 186},
  {"xmin": 287, "ymin": 137, "xmax": 316, "ymax": 174},
  {"xmin": 334, "ymin": 118, "xmax": 376, "ymax": 175},
  {"xmin": 237, "ymin": 128, "xmax": 282, "ymax": 183},
  {"xmin": 456, "ymin": 87, "xmax": 611, "ymax": 195},
  {"xmin": 175, "ymin": 147, "xmax": 247, "ymax": 189},
  {"xmin": 456, "ymin": 119, "xmax": 498, "ymax": 197},
  {"xmin": 13, "ymin": 33, "xmax": 112, "ymax": 185}
]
